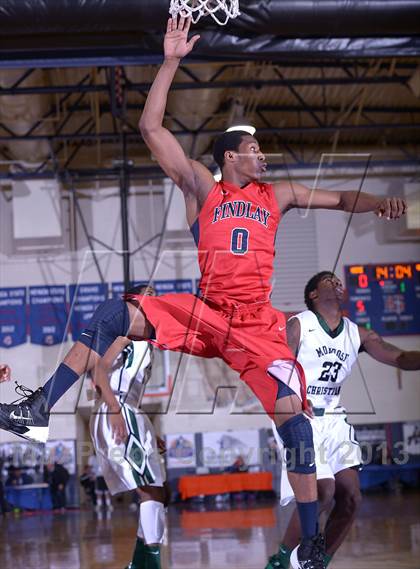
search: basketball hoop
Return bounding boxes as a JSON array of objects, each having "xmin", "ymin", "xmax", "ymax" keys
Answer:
[{"xmin": 169, "ymin": 0, "xmax": 240, "ymax": 26}]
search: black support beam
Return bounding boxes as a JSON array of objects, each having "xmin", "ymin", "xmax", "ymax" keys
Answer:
[{"xmin": 0, "ymin": 75, "xmax": 410, "ymax": 97}]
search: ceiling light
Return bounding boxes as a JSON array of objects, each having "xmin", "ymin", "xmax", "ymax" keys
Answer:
[
  {"xmin": 225, "ymin": 99, "xmax": 256, "ymax": 136},
  {"xmin": 225, "ymin": 124, "xmax": 256, "ymax": 136}
]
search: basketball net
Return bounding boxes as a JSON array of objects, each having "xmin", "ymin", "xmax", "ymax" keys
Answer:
[{"xmin": 169, "ymin": 0, "xmax": 240, "ymax": 25}]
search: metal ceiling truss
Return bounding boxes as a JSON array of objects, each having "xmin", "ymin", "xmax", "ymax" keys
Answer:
[
  {"xmin": 0, "ymin": 73, "xmax": 413, "ymax": 97},
  {"xmin": 0, "ymin": 60, "xmax": 419, "ymax": 181},
  {"xmin": 1, "ymin": 122, "xmax": 418, "ymax": 145}
]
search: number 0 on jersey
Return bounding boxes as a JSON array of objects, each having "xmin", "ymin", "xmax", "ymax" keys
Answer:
[{"xmin": 231, "ymin": 228, "xmax": 249, "ymax": 255}]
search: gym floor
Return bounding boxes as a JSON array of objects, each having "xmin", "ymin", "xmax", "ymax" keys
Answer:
[{"xmin": 0, "ymin": 491, "xmax": 418, "ymax": 568}]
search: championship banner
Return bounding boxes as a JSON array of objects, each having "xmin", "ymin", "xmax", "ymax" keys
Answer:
[
  {"xmin": 154, "ymin": 279, "xmax": 193, "ymax": 295},
  {"xmin": 0, "ymin": 287, "xmax": 27, "ymax": 348},
  {"xmin": 69, "ymin": 283, "xmax": 108, "ymax": 341},
  {"xmin": 111, "ymin": 282, "xmax": 125, "ymax": 299},
  {"xmin": 29, "ymin": 285, "xmax": 67, "ymax": 346}
]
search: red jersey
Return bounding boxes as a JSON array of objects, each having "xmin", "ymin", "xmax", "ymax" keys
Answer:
[
  {"xmin": 128, "ymin": 181, "xmax": 306, "ymax": 418},
  {"xmin": 191, "ymin": 180, "xmax": 280, "ymax": 307}
]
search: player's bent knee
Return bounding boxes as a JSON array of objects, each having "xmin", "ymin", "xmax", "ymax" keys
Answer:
[
  {"xmin": 276, "ymin": 414, "xmax": 316, "ymax": 474},
  {"xmin": 139, "ymin": 500, "xmax": 165, "ymax": 545}
]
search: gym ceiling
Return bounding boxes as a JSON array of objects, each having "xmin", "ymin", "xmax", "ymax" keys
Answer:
[{"xmin": 1, "ymin": 0, "xmax": 420, "ymax": 183}]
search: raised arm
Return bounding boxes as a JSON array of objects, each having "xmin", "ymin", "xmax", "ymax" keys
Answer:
[
  {"xmin": 274, "ymin": 180, "xmax": 407, "ymax": 219},
  {"xmin": 139, "ymin": 17, "xmax": 214, "ymax": 197},
  {"xmin": 359, "ymin": 326, "xmax": 420, "ymax": 370}
]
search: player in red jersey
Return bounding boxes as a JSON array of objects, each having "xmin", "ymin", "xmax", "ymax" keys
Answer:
[{"xmin": 0, "ymin": 16, "xmax": 407, "ymax": 569}]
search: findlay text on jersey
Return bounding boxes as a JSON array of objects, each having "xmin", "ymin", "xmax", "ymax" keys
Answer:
[{"xmin": 212, "ymin": 200, "xmax": 271, "ymax": 227}]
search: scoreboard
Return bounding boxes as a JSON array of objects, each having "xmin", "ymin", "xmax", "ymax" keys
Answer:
[{"xmin": 344, "ymin": 262, "xmax": 420, "ymax": 336}]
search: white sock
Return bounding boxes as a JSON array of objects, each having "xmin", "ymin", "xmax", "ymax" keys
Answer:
[
  {"xmin": 105, "ymin": 492, "xmax": 112, "ymax": 508},
  {"xmin": 139, "ymin": 501, "xmax": 165, "ymax": 545},
  {"xmin": 136, "ymin": 516, "xmax": 145, "ymax": 540}
]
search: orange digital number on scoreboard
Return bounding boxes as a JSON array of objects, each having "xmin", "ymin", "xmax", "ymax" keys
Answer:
[
  {"xmin": 375, "ymin": 266, "xmax": 389, "ymax": 280},
  {"xmin": 395, "ymin": 264, "xmax": 412, "ymax": 279}
]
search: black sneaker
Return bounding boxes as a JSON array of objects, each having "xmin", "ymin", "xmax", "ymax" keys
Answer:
[
  {"xmin": 290, "ymin": 534, "xmax": 325, "ymax": 569},
  {"xmin": 0, "ymin": 382, "xmax": 49, "ymax": 443}
]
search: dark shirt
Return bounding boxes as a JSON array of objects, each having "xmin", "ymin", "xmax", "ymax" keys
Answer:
[
  {"xmin": 45, "ymin": 464, "xmax": 70, "ymax": 489},
  {"xmin": 6, "ymin": 473, "xmax": 33, "ymax": 486}
]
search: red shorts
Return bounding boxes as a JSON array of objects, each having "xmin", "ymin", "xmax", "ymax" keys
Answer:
[{"xmin": 127, "ymin": 293, "xmax": 306, "ymax": 418}]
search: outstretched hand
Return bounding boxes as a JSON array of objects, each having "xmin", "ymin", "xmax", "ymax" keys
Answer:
[
  {"xmin": 164, "ymin": 16, "xmax": 200, "ymax": 61},
  {"xmin": 375, "ymin": 197, "xmax": 407, "ymax": 220}
]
